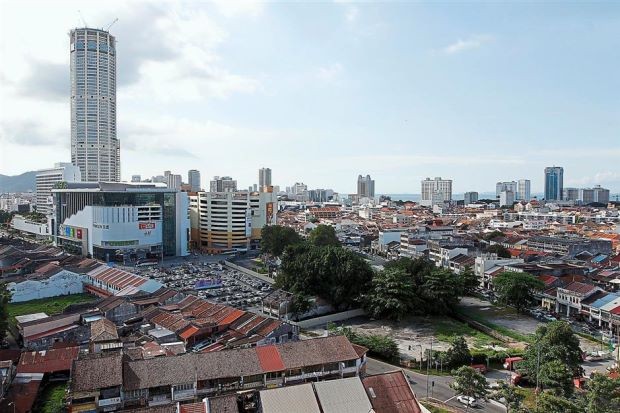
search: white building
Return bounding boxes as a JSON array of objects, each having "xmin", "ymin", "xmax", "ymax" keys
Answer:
[
  {"xmin": 190, "ymin": 189, "xmax": 277, "ymax": 252},
  {"xmin": 166, "ymin": 174, "xmax": 182, "ymax": 190},
  {"xmin": 474, "ymin": 254, "xmax": 524, "ymax": 289},
  {"xmin": 259, "ymin": 167, "xmax": 272, "ymax": 191},
  {"xmin": 70, "ymin": 28, "xmax": 119, "ymax": 182},
  {"xmin": 464, "ymin": 191, "xmax": 479, "ymax": 205},
  {"xmin": 421, "ymin": 177, "xmax": 452, "ymax": 207},
  {"xmin": 517, "ymin": 179, "xmax": 531, "ymax": 201},
  {"xmin": 35, "ymin": 163, "xmax": 82, "ymax": 215},
  {"xmin": 131, "ymin": 175, "xmax": 141, "ymax": 183},
  {"xmin": 52, "ymin": 182, "xmax": 189, "ymax": 259},
  {"xmin": 210, "ymin": 176, "xmax": 237, "ymax": 192},
  {"xmin": 188, "ymin": 170, "xmax": 201, "ymax": 192},
  {"xmin": 499, "ymin": 190, "xmax": 515, "ymax": 207},
  {"xmin": 496, "ymin": 181, "xmax": 518, "ymax": 198}
]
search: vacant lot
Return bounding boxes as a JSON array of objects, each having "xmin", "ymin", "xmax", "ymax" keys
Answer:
[{"xmin": 8, "ymin": 294, "xmax": 97, "ymax": 326}]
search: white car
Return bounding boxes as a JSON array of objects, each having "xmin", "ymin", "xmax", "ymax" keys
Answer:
[{"xmin": 457, "ymin": 395, "xmax": 479, "ymax": 408}]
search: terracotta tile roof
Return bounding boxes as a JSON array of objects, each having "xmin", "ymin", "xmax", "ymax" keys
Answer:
[
  {"xmin": 179, "ymin": 401, "xmax": 207, "ymax": 413},
  {"xmin": 218, "ymin": 309, "xmax": 246, "ymax": 327},
  {"xmin": 71, "ymin": 352, "xmax": 123, "ymax": 392},
  {"xmin": 256, "ymin": 345, "xmax": 285, "ymax": 372},
  {"xmin": 179, "ymin": 325, "xmax": 200, "ymax": 340},
  {"xmin": 254, "ymin": 319, "xmax": 282, "ymax": 337},
  {"xmin": 362, "ymin": 371, "xmax": 421, "ymax": 413},
  {"xmin": 277, "ymin": 336, "xmax": 359, "ymax": 370},
  {"xmin": 90, "ymin": 318, "xmax": 119, "ymax": 342},
  {"xmin": 561, "ymin": 281, "xmax": 598, "ymax": 295},
  {"xmin": 16, "ymin": 346, "xmax": 79, "ymax": 374},
  {"xmin": 207, "ymin": 394, "xmax": 239, "ymax": 413}
]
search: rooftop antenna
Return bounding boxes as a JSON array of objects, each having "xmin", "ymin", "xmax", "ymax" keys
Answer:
[
  {"xmin": 78, "ymin": 10, "xmax": 88, "ymax": 27},
  {"xmin": 107, "ymin": 18, "xmax": 118, "ymax": 32}
]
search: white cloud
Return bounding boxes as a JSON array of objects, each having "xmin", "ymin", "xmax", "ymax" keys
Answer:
[
  {"xmin": 443, "ymin": 34, "xmax": 493, "ymax": 55},
  {"xmin": 345, "ymin": 6, "xmax": 359, "ymax": 23},
  {"xmin": 316, "ymin": 63, "xmax": 344, "ymax": 82},
  {"xmin": 211, "ymin": 0, "xmax": 265, "ymax": 18}
]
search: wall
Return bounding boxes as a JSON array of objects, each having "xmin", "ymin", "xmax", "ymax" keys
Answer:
[
  {"xmin": 8, "ymin": 270, "xmax": 85, "ymax": 302},
  {"xmin": 224, "ymin": 261, "xmax": 275, "ymax": 285},
  {"xmin": 292, "ymin": 309, "xmax": 366, "ymax": 329}
]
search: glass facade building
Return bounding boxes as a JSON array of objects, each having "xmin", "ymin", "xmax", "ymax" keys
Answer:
[
  {"xmin": 544, "ymin": 167, "xmax": 564, "ymax": 201},
  {"xmin": 70, "ymin": 28, "xmax": 120, "ymax": 182}
]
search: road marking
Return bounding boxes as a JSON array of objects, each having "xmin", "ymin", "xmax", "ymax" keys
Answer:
[{"xmin": 444, "ymin": 395, "xmax": 457, "ymax": 403}]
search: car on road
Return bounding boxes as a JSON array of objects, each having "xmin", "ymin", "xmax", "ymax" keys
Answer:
[{"xmin": 456, "ymin": 395, "xmax": 479, "ymax": 408}]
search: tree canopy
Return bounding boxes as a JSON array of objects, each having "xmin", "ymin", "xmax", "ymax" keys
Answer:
[
  {"xmin": 487, "ymin": 244, "xmax": 512, "ymax": 258},
  {"xmin": 450, "ymin": 366, "xmax": 488, "ymax": 399},
  {"xmin": 363, "ymin": 267, "xmax": 419, "ymax": 321},
  {"xmin": 307, "ymin": 224, "xmax": 340, "ymax": 247},
  {"xmin": 0, "ymin": 282, "xmax": 11, "ymax": 342},
  {"xmin": 445, "ymin": 336, "xmax": 472, "ymax": 367},
  {"xmin": 586, "ymin": 373, "xmax": 620, "ymax": 413},
  {"xmin": 493, "ymin": 271, "xmax": 544, "ymax": 312},
  {"xmin": 260, "ymin": 225, "xmax": 302, "ymax": 256}
]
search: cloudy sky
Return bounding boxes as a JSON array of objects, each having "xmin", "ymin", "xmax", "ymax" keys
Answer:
[{"xmin": 1, "ymin": 1, "xmax": 619, "ymax": 194}]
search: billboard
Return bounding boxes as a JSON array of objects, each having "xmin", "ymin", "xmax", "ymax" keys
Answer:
[
  {"xmin": 266, "ymin": 202, "xmax": 274, "ymax": 225},
  {"xmin": 138, "ymin": 222, "xmax": 156, "ymax": 230},
  {"xmin": 59, "ymin": 225, "xmax": 84, "ymax": 240}
]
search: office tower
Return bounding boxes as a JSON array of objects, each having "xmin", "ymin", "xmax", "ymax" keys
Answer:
[
  {"xmin": 544, "ymin": 166, "xmax": 564, "ymax": 201},
  {"xmin": 70, "ymin": 28, "xmax": 119, "ymax": 182},
  {"xmin": 166, "ymin": 174, "xmax": 182, "ymax": 190},
  {"xmin": 36, "ymin": 163, "xmax": 82, "ymax": 215},
  {"xmin": 188, "ymin": 170, "xmax": 201, "ymax": 192},
  {"xmin": 420, "ymin": 177, "xmax": 452, "ymax": 206},
  {"xmin": 131, "ymin": 175, "xmax": 141, "ymax": 183},
  {"xmin": 496, "ymin": 181, "xmax": 518, "ymax": 198},
  {"xmin": 357, "ymin": 174, "xmax": 375, "ymax": 198},
  {"xmin": 292, "ymin": 183, "xmax": 307, "ymax": 195},
  {"xmin": 259, "ymin": 167, "xmax": 272, "ymax": 191},
  {"xmin": 517, "ymin": 179, "xmax": 531, "ymax": 201},
  {"xmin": 579, "ymin": 188, "xmax": 594, "ymax": 204},
  {"xmin": 592, "ymin": 185, "xmax": 610, "ymax": 204},
  {"xmin": 563, "ymin": 188, "xmax": 579, "ymax": 202},
  {"xmin": 499, "ymin": 190, "xmax": 515, "ymax": 207},
  {"xmin": 464, "ymin": 191, "xmax": 479, "ymax": 205},
  {"xmin": 210, "ymin": 176, "xmax": 237, "ymax": 192}
]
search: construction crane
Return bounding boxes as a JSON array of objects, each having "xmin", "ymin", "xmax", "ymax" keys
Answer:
[
  {"xmin": 107, "ymin": 18, "xmax": 118, "ymax": 31},
  {"xmin": 78, "ymin": 10, "xmax": 88, "ymax": 27}
]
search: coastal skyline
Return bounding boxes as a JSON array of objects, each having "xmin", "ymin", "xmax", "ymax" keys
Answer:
[{"xmin": 1, "ymin": 1, "xmax": 619, "ymax": 193}]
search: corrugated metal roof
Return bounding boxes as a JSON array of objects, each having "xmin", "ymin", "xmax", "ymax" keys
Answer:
[
  {"xmin": 313, "ymin": 377, "xmax": 373, "ymax": 413},
  {"xmin": 260, "ymin": 383, "xmax": 321, "ymax": 413}
]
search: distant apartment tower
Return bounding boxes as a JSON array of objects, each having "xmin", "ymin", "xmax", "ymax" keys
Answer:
[
  {"xmin": 591, "ymin": 185, "xmax": 610, "ymax": 204},
  {"xmin": 188, "ymin": 170, "xmax": 201, "ymax": 192},
  {"xmin": 544, "ymin": 166, "xmax": 564, "ymax": 201},
  {"xmin": 563, "ymin": 187, "xmax": 580, "ymax": 202},
  {"xmin": 70, "ymin": 28, "xmax": 119, "ymax": 182},
  {"xmin": 210, "ymin": 176, "xmax": 237, "ymax": 192},
  {"xmin": 259, "ymin": 167, "xmax": 272, "ymax": 191},
  {"xmin": 131, "ymin": 175, "xmax": 141, "ymax": 183},
  {"xmin": 357, "ymin": 175, "xmax": 375, "ymax": 198},
  {"xmin": 421, "ymin": 177, "xmax": 452, "ymax": 206},
  {"xmin": 496, "ymin": 181, "xmax": 517, "ymax": 198},
  {"xmin": 499, "ymin": 190, "xmax": 515, "ymax": 207},
  {"xmin": 464, "ymin": 191, "xmax": 479, "ymax": 205},
  {"xmin": 517, "ymin": 179, "xmax": 531, "ymax": 201},
  {"xmin": 35, "ymin": 163, "xmax": 82, "ymax": 215},
  {"xmin": 166, "ymin": 174, "xmax": 182, "ymax": 190}
]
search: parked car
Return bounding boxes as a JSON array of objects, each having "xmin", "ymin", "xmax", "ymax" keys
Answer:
[{"xmin": 457, "ymin": 395, "xmax": 479, "ymax": 408}]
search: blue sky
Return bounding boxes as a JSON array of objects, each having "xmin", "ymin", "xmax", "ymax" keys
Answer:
[{"xmin": 0, "ymin": 1, "xmax": 618, "ymax": 194}]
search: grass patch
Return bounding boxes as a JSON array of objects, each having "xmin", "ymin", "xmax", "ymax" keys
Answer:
[
  {"xmin": 420, "ymin": 402, "xmax": 453, "ymax": 413},
  {"xmin": 455, "ymin": 308, "xmax": 534, "ymax": 344},
  {"xmin": 576, "ymin": 332, "xmax": 604, "ymax": 345},
  {"xmin": 34, "ymin": 382, "xmax": 66, "ymax": 413},
  {"xmin": 8, "ymin": 294, "xmax": 97, "ymax": 326},
  {"xmin": 432, "ymin": 318, "xmax": 499, "ymax": 348}
]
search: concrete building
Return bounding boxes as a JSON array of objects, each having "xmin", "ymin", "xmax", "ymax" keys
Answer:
[
  {"xmin": 544, "ymin": 166, "xmax": 564, "ymax": 201},
  {"xmin": 52, "ymin": 182, "xmax": 190, "ymax": 259},
  {"xmin": 517, "ymin": 179, "xmax": 531, "ymax": 201},
  {"xmin": 166, "ymin": 174, "xmax": 182, "ymax": 191},
  {"xmin": 188, "ymin": 170, "xmax": 201, "ymax": 192},
  {"xmin": 563, "ymin": 187, "xmax": 580, "ymax": 202},
  {"xmin": 356, "ymin": 175, "xmax": 375, "ymax": 198},
  {"xmin": 190, "ymin": 189, "xmax": 277, "ymax": 252},
  {"xmin": 35, "ymin": 163, "xmax": 82, "ymax": 215},
  {"xmin": 130, "ymin": 175, "xmax": 141, "ymax": 183},
  {"xmin": 70, "ymin": 28, "xmax": 120, "ymax": 182},
  {"xmin": 421, "ymin": 177, "xmax": 452, "ymax": 207},
  {"xmin": 259, "ymin": 167, "xmax": 272, "ymax": 191},
  {"xmin": 496, "ymin": 181, "xmax": 517, "ymax": 198},
  {"xmin": 464, "ymin": 191, "xmax": 479, "ymax": 205},
  {"xmin": 209, "ymin": 176, "xmax": 237, "ymax": 192},
  {"xmin": 592, "ymin": 185, "xmax": 610, "ymax": 204},
  {"xmin": 499, "ymin": 190, "xmax": 515, "ymax": 207}
]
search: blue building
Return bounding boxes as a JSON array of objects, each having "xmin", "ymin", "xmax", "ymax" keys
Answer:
[{"xmin": 544, "ymin": 166, "xmax": 564, "ymax": 201}]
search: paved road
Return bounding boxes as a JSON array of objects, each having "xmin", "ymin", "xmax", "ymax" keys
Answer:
[{"xmin": 366, "ymin": 357, "xmax": 506, "ymax": 413}]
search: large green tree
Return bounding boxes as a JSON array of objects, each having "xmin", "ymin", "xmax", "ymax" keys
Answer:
[
  {"xmin": 260, "ymin": 225, "xmax": 302, "ymax": 256},
  {"xmin": 487, "ymin": 244, "xmax": 511, "ymax": 258},
  {"xmin": 459, "ymin": 265, "xmax": 479, "ymax": 295},
  {"xmin": 307, "ymin": 224, "xmax": 340, "ymax": 247},
  {"xmin": 363, "ymin": 267, "xmax": 418, "ymax": 321},
  {"xmin": 421, "ymin": 268, "xmax": 463, "ymax": 314},
  {"xmin": 0, "ymin": 282, "xmax": 11, "ymax": 342},
  {"xmin": 491, "ymin": 381, "xmax": 525, "ymax": 413},
  {"xmin": 586, "ymin": 373, "xmax": 620, "ymax": 413},
  {"xmin": 493, "ymin": 271, "xmax": 544, "ymax": 312},
  {"xmin": 521, "ymin": 321, "xmax": 583, "ymax": 386},
  {"xmin": 450, "ymin": 366, "xmax": 488, "ymax": 399},
  {"xmin": 445, "ymin": 336, "xmax": 472, "ymax": 367},
  {"xmin": 538, "ymin": 360, "xmax": 574, "ymax": 397},
  {"xmin": 534, "ymin": 391, "xmax": 581, "ymax": 413}
]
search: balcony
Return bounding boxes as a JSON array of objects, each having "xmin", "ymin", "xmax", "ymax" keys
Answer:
[
  {"xmin": 98, "ymin": 397, "xmax": 122, "ymax": 407},
  {"xmin": 172, "ymin": 389, "xmax": 196, "ymax": 401},
  {"xmin": 148, "ymin": 394, "xmax": 171, "ymax": 406}
]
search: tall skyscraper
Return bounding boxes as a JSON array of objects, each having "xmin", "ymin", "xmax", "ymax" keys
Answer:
[
  {"xmin": 357, "ymin": 174, "xmax": 375, "ymax": 198},
  {"xmin": 210, "ymin": 176, "xmax": 237, "ymax": 192},
  {"xmin": 421, "ymin": 177, "xmax": 452, "ymax": 206},
  {"xmin": 544, "ymin": 166, "xmax": 564, "ymax": 201},
  {"xmin": 464, "ymin": 191, "xmax": 479, "ymax": 205},
  {"xmin": 496, "ymin": 181, "xmax": 517, "ymax": 198},
  {"xmin": 517, "ymin": 179, "xmax": 531, "ymax": 201},
  {"xmin": 188, "ymin": 169, "xmax": 201, "ymax": 192},
  {"xmin": 70, "ymin": 28, "xmax": 119, "ymax": 182},
  {"xmin": 35, "ymin": 163, "xmax": 81, "ymax": 215},
  {"xmin": 259, "ymin": 167, "xmax": 272, "ymax": 191}
]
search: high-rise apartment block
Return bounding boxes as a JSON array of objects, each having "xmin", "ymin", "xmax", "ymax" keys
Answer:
[
  {"xmin": 464, "ymin": 191, "xmax": 479, "ymax": 205},
  {"xmin": 131, "ymin": 175, "xmax": 141, "ymax": 183},
  {"xmin": 496, "ymin": 181, "xmax": 517, "ymax": 198},
  {"xmin": 517, "ymin": 179, "xmax": 531, "ymax": 201},
  {"xmin": 544, "ymin": 166, "xmax": 564, "ymax": 201},
  {"xmin": 421, "ymin": 177, "xmax": 452, "ymax": 206},
  {"xmin": 357, "ymin": 175, "xmax": 375, "ymax": 198},
  {"xmin": 70, "ymin": 28, "xmax": 119, "ymax": 182},
  {"xmin": 259, "ymin": 167, "xmax": 272, "ymax": 191},
  {"xmin": 166, "ymin": 174, "xmax": 182, "ymax": 190},
  {"xmin": 499, "ymin": 190, "xmax": 515, "ymax": 207},
  {"xmin": 188, "ymin": 170, "xmax": 201, "ymax": 192},
  {"xmin": 210, "ymin": 176, "xmax": 237, "ymax": 192},
  {"xmin": 35, "ymin": 163, "xmax": 82, "ymax": 215}
]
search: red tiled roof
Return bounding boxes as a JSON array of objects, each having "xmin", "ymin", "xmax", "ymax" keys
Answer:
[
  {"xmin": 255, "ymin": 345, "xmax": 285, "ymax": 372},
  {"xmin": 538, "ymin": 274, "xmax": 559, "ymax": 286},
  {"xmin": 179, "ymin": 326, "xmax": 200, "ymax": 340},
  {"xmin": 362, "ymin": 371, "xmax": 421, "ymax": 413},
  {"xmin": 179, "ymin": 402, "xmax": 207, "ymax": 413},
  {"xmin": 610, "ymin": 306, "xmax": 620, "ymax": 315},
  {"xmin": 218, "ymin": 309, "xmax": 245, "ymax": 326},
  {"xmin": 17, "ymin": 346, "xmax": 79, "ymax": 374},
  {"xmin": 562, "ymin": 281, "xmax": 598, "ymax": 295}
]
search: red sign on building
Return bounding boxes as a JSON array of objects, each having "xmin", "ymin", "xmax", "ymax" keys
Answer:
[{"xmin": 139, "ymin": 222, "xmax": 156, "ymax": 230}]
